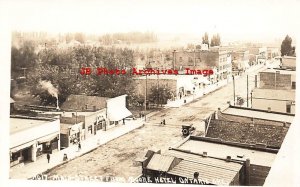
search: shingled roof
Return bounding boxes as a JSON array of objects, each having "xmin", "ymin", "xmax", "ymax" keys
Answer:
[
  {"xmin": 61, "ymin": 95, "xmax": 109, "ymax": 111},
  {"xmin": 206, "ymin": 112, "xmax": 289, "ymax": 148}
]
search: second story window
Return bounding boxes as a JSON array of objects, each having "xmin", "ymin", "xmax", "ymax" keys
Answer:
[
  {"xmin": 292, "ymin": 82, "xmax": 296, "ymax": 89},
  {"xmin": 179, "ymin": 57, "xmax": 183, "ymax": 62}
]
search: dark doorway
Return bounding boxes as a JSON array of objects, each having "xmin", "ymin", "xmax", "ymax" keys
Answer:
[{"xmin": 22, "ymin": 148, "xmax": 30, "ymax": 161}]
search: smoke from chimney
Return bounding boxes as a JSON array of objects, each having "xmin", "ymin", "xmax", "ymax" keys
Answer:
[
  {"xmin": 39, "ymin": 80, "xmax": 58, "ymax": 98},
  {"xmin": 39, "ymin": 80, "xmax": 59, "ymax": 109}
]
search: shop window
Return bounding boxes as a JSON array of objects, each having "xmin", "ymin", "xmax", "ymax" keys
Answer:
[
  {"xmin": 42, "ymin": 143, "xmax": 52, "ymax": 153},
  {"xmin": 286, "ymin": 104, "xmax": 291, "ymax": 113},
  {"xmin": 88, "ymin": 125, "xmax": 92, "ymax": 134},
  {"xmin": 97, "ymin": 120, "xmax": 104, "ymax": 130},
  {"xmin": 11, "ymin": 152, "xmax": 20, "ymax": 162},
  {"xmin": 36, "ymin": 144, "xmax": 43, "ymax": 157},
  {"xmin": 51, "ymin": 141, "xmax": 58, "ymax": 150},
  {"xmin": 292, "ymin": 82, "xmax": 296, "ymax": 89}
]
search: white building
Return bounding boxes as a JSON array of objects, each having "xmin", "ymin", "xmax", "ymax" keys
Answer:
[{"xmin": 10, "ymin": 116, "xmax": 60, "ymax": 167}]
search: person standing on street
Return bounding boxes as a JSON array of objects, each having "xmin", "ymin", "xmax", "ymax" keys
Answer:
[
  {"xmin": 47, "ymin": 153, "xmax": 50, "ymax": 163},
  {"xmin": 78, "ymin": 142, "xmax": 81, "ymax": 151}
]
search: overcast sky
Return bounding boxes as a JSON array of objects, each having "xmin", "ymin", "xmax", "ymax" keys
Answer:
[{"xmin": 1, "ymin": 0, "xmax": 299, "ymax": 42}]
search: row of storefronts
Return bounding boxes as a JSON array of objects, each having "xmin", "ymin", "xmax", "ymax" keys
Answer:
[
  {"xmin": 10, "ymin": 94, "xmax": 132, "ymax": 167},
  {"xmin": 10, "ymin": 117, "xmax": 61, "ymax": 167}
]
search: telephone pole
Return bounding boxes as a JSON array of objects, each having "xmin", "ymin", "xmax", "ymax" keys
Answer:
[
  {"xmin": 247, "ymin": 75, "xmax": 249, "ymax": 107},
  {"xmin": 233, "ymin": 75, "xmax": 235, "ymax": 106}
]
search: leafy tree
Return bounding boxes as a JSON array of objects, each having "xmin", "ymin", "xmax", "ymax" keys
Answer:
[
  {"xmin": 91, "ymin": 47, "xmax": 136, "ymax": 98},
  {"xmin": 148, "ymin": 86, "xmax": 172, "ymax": 106},
  {"xmin": 100, "ymin": 34, "xmax": 113, "ymax": 45},
  {"xmin": 210, "ymin": 34, "xmax": 221, "ymax": 47},
  {"xmin": 65, "ymin": 33, "xmax": 73, "ymax": 43},
  {"xmin": 281, "ymin": 35, "xmax": 295, "ymax": 56},
  {"xmin": 74, "ymin": 32, "xmax": 86, "ymax": 44},
  {"xmin": 195, "ymin": 45, "xmax": 201, "ymax": 50},
  {"xmin": 28, "ymin": 45, "xmax": 137, "ymax": 106},
  {"xmin": 186, "ymin": 43, "xmax": 195, "ymax": 50},
  {"xmin": 11, "ymin": 41, "xmax": 38, "ymax": 79},
  {"xmin": 202, "ymin": 32, "xmax": 209, "ymax": 48}
]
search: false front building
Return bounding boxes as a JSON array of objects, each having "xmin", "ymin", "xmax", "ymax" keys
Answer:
[{"xmin": 10, "ymin": 116, "xmax": 60, "ymax": 167}]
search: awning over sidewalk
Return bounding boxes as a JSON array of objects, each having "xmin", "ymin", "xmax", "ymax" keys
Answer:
[
  {"xmin": 70, "ymin": 122, "xmax": 83, "ymax": 131},
  {"xmin": 10, "ymin": 141, "xmax": 34, "ymax": 153},
  {"xmin": 244, "ymin": 61, "xmax": 250, "ymax": 69},
  {"xmin": 37, "ymin": 133, "xmax": 58, "ymax": 144},
  {"xmin": 108, "ymin": 107, "xmax": 132, "ymax": 121},
  {"xmin": 199, "ymin": 78, "xmax": 211, "ymax": 84}
]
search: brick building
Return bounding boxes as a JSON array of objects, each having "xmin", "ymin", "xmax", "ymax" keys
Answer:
[
  {"xmin": 258, "ymin": 69, "xmax": 296, "ymax": 90},
  {"xmin": 173, "ymin": 49, "xmax": 232, "ymax": 83},
  {"xmin": 206, "ymin": 107, "xmax": 292, "ymax": 149},
  {"xmin": 252, "ymin": 69, "xmax": 296, "ymax": 114},
  {"xmin": 231, "ymin": 50, "xmax": 250, "ymax": 73},
  {"xmin": 200, "ymin": 106, "xmax": 294, "ymax": 185}
]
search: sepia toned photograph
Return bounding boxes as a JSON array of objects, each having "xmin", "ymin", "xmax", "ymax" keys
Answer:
[{"xmin": 1, "ymin": 0, "xmax": 299, "ymax": 186}]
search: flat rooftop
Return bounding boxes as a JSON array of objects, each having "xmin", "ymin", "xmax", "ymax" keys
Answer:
[
  {"xmin": 10, "ymin": 117, "xmax": 52, "ymax": 134},
  {"xmin": 177, "ymin": 139, "xmax": 277, "ymax": 167},
  {"xmin": 282, "ymin": 56, "xmax": 296, "ymax": 59},
  {"xmin": 252, "ymin": 88, "xmax": 295, "ymax": 101},
  {"xmin": 223, "ymin": 107, "xmax": 294, "ymax": 124},
  {"xmin": 261, "ymin": 68, "xmax": 296, "ymax": 75}
]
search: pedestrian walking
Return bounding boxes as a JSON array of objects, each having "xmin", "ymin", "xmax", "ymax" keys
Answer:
[
  {"xmin": 47, "ymin": 153, "xmax": 50, "ymax": 163},
  {"xmin": 63, "ymin": 153, "xmax": 68, "ymax": 161},
  {"xmin": 78, "ymin": 142, "xmax": 81, "ymax": 151}
]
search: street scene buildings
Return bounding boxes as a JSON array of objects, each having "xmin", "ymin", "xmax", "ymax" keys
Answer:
[{"xmin": 3, "ymin": 1, "xmax": 298, "ymax": 187}]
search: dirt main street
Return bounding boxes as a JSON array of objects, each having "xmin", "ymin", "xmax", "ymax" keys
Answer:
[{"xmin": 46, "ymin": 69, "xmax": 260, "ymax": 181}]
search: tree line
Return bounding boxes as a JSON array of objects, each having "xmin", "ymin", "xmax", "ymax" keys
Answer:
[
  {"xmin": 99, "ymin": 31, "xmax": 158, "ymax": 45},
  {"xmin": 202, "ymin": 32, "xmax": 221, "ymax": 48},
  {"xmin": 11, "ymin": 41, "xmax": 172, "ymax": 108}
]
